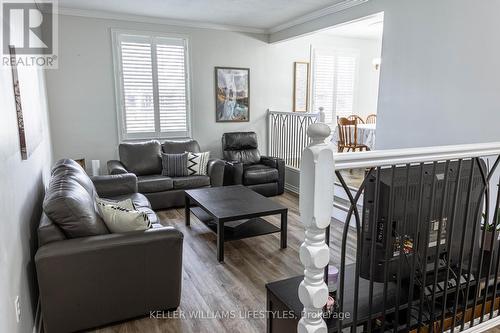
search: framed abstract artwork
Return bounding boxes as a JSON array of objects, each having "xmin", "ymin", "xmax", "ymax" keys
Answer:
[
  {"xmin": 9, "ymin": 46, "xmax": 43, "ymax": 160},
  {"xmin": 215, "ymin": 67, "xmax": 250, "ymax": 122},
  {"xmin": 9, "ymin": 46, "xmax": 28, "ymax": 160}
]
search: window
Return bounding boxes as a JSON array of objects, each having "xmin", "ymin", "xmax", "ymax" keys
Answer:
[
  {"xmin": 312, "ymin": 48, "xmax": 359, "ymax": 125},
  {"xmin": 113, "ymin": 31, "xmax": 190, "ymax": 140}
]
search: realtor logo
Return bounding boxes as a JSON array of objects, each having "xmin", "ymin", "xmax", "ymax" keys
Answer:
[{"xmin": 2, "ymin": 0, "xmax": 58, "ymax": 67}]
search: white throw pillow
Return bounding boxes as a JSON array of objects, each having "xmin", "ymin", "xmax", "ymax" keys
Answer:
[
  {"xmin": 96, "ymin": 197, "xmax": 135, "ymax": 216},
  {"xmin": 187, "ymin": 151, "xmax": 210, "ymax": 175},
  {"xmin": 96, "ymin": 201, "xmax": 151, "ymax": 233}
]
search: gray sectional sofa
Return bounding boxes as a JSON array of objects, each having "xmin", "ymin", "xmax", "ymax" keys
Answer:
[
  {"xmin": 36, "ymin": 159, "xmax": 183, "ymax": 333},
  {"xmin": 107, "ymin": 139, "xmax": 225, "ymax": 210}
]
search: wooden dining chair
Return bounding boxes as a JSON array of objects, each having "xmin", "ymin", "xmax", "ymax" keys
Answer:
[
  {"xmin": 348, "ymin": 114, "xmax": 365, "ymax": 124},
  {"xmin": 366, "ymin": 114, "xmax": 377, "ymax": 124},
  {"xmin": 337, "ymin": 117, "xmax": 370, "ymax": 153}
]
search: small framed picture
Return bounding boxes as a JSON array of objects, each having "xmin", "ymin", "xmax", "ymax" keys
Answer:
[{"xmin": 215, "ymin": 67, "xmax": 250, "ymax": 122}]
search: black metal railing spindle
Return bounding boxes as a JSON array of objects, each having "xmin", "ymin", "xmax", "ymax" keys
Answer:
[
  {"xmin": 381, "ymin": 166, "xmax": 397, "ymax": 332},
  {"xmin": 450, "ymin": 159, "xmax": 476, "ymax": 332},
  {"xmin": 367, "ymin": 167, "xmax": 382, "ymax": 332},
  {"xmin": 417, "ymin": 162, "xmax": 438, "ymax": 331},
  {"xmin": 440, "ymin": 159, "xmax": 463, "ymax": 333},
  {"xmin": 429, "ymin": 160, "xmax": 451, "ymax": 333},
  {"xmin": 394, "ymin": 164, "xmax": 410, "ymax": 333},
  {"xmin": 335, "ymin": 169, "xmax": 374, "ymax": 332},
  {"xmin": 407, "ymin": 163, "xmax": 426, "ymax": 331}
]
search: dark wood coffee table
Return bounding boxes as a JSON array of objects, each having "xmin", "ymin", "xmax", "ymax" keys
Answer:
[{"xmin": 184, "ymin": 185, "xmax": 288, "ymax": 262}]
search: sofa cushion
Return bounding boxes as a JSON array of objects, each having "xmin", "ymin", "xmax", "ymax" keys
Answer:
[
  {"xmin": 138, "ymin": 175, "xmax": 174, "ymax": 193},
  {"xmin": 172, "ymin": 176, "xmax": 210, "ymax": 189},
  {"xmin": 96, "ymin": 201, "xmax": 151, "ymax": 233},
  {"xmin": 222, "ymin": 132, "xmax": 258, "ymax": 150},
  {"xmin": 161, "ymin": 152, "xmax": 188, "ymax": 177},
  {"xmin": 162, "ymin": 139, "xmax": 201, "ymax": 154},
  {"xmin": 187, "ymin": 152, "xmax": 210, "ymax": 175},
  {"xmin": 243, "ymin": 164, "xmax": 279, "ymax": 186},
  {"xmin": 119, "ymin": 140, "xmax": 162, "ymax": 176},
  {"xmin": 43, "ymin": 162, "xmax": 109, "ymax": 238},
  {"xmin": 108, "ymin": 193, "xmax": 152, "ymax": 209},
  {"xmin": 222, "ymin": 132, "xmax": 261, "ymax": 164},
  {"xmin": 107, "ymin": 193, "xmax": 158, "ymax": 224},
  {"xmin": 224, "ymin": 149, "xmax": 261, "ymax": 164},
  {"xmin": 51, "ymin": 159, "xmax": 98, "ymax": 196},
  {"xmin": 96, "ymin": 197, "xmax": 135, "ymax": 213}
]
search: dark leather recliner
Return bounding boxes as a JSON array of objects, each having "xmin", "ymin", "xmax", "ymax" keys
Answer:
[{"xmin": 222, "ymin": 132, "xmax": 285, "ymax": 197}]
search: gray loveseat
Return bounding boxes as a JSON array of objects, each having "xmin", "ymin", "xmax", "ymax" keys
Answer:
[
  {"xmin": 107, "ymin": 139, "xmax": 224, "ymax": 210},
  {"xmin": 36, "ymin": 159, "xmax": 183, "ymax": 333}
]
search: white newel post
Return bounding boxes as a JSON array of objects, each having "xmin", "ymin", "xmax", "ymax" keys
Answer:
[
  {"xmin": 297, "ymin": 123, "xmax": 335, "ymax": 333},
  {"xmin": 318, "ymin": 107, "xmax": 326, "ymax": 123}
]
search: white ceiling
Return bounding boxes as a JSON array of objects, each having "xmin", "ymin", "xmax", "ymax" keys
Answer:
[
  {"xmin": 321, "ymin": 13, "xmax": 384, "ymax": 40},
  {"xmin": 58, "ymin": 0, "xmax": 349, "ymax": 31}
]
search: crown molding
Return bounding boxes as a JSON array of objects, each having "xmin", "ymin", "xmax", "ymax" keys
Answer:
[
  {"xmin": 58, "ymin": 7, "xmax": 268, "ymax": 35},
  {"xmin": 58, "ymin": 1, "xmax": 369, "ymax": 38},
  {"xmin": 268, "ymin": 0, "xmax": 369, "ymax": 34}
]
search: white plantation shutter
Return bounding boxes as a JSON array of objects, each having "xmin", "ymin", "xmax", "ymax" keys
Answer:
[
  {"xmin": 120, "ymin": 39, "xmax": 155, "ymax": 134},
  {"xmin": 312, "ymin": 52, "xmax": 335, "ymax": 125},
  {"xmin": 312, "ymin": 49, "xmax": 358, "ymax": 125},
  {"xmin": 335, "ymin": 55, "xmax": 356, "ymax": 118},
  {"xmin": 114, "ymin": 32, "xmax": 190, "ymax": 140},
  {"xmin": 156, "ymin": 38, "xmax": 188, "ymax": 134}
]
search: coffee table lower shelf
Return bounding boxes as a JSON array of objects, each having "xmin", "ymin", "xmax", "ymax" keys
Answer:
[{"xmin": 190, "ymin": 207, "xmax": 281, "ymax": 241}]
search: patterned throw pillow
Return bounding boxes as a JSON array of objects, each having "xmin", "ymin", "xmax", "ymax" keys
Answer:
[
  {"xmin": 161, "ymin": 152, "xmax": 188, "ymax": 177},
  {"xmin": 95, "ymin": 197, "xmax": 135, "ymax": 216},
  {"xmin": 96, "ymin": 201, "xmax": 151, "ymax": 233},
  {"xmin": 187, "ymin": 152, "xmax": 210, "ymax": 175}
]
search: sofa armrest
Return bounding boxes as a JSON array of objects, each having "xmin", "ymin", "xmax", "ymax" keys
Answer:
[
  {"xmin": 261, "ymin": 156, "xmax": 285, "ymax": 195},
  {"xmin": 107, "ymin": 160, "xmax": 128, "ymax": 175},
  {"xmin": 35, "ymin": 227, "xmax": 183, "ymax": 333},
  {"xmin": 207, "ymin": 159, "xmax": 225, "ymax": 187},
  {"xmin": 91, "ymin": 173, "xmax": 138, "ymax": 197}
]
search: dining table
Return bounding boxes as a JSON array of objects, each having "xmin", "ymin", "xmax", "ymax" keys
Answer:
[{"xmin": 332, "ymin": 123, "xmax": 376, "ymax": 151}]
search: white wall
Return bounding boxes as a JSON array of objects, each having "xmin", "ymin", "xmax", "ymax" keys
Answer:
[
  {"xmin": 270, "ymin": 0, "xmax": 500, "ymax": 150},
  {"xmin": 0, "ymin": 66, "xmax": 52, "ymax": 332},
  {"xmin": 46, "ymin": 15, "xmax": 271, "ymax": 169},
  {"xmin": 268, "ymin": 33, "xmax": 381, "ymax": 118},
  {"xmin": 45, "ymin": 14, "xmax": 381, "ymax": 169}
]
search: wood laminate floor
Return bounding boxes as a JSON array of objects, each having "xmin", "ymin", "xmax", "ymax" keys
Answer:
[
  {"xmin": 92, "ymin": 191, "xmax": 354, "ymax": 333},
  {"xmin": 89, "ymin": 191, "xmax": 500, "ymax": 333},
  {"xmin": 487, "ymin": 328, "xmax": 500, "ymax": 332}
]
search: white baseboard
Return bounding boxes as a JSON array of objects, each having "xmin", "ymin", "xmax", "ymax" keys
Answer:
[
  {"xmin": 33, "ymin": 298, "xmax": 42, "ymax": 333},
  {"xmin": 285, "ymin": 182, "xmax": 299, "ymax": 194}
]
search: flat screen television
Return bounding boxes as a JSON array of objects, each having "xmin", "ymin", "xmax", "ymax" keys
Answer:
[{"xmin": 360, "ymin": 159, "xmax": 486, "ymax": 283}]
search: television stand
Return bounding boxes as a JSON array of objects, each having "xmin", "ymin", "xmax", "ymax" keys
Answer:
[
  {"xmin": 266, "ymin": 264, "xmax": 479, "ymax": 332},
  {"xmin": 266, "ymin": 264, "xmax": 407, "ymax": 332}
]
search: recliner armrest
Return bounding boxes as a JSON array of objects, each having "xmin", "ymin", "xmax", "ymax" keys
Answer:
[
  {"xmin": 35, "ymin": 227, "xmax": 183, "ymax": 333},
  {"xmin": 107, "ymin": 160, "xmax": 129, "ymax": 175},
  {"xmin": 91, "ymin": 173, "xmax": 138, "ymax": 197},
  {"xmin": 260, "ymin": 156, "xmax": 285, "ymax": 195},
  {"xmin": 260, "ymin": 156, "xmax": 284, "ymax": 169},
  {"xmin": 207, "ymin": 159, "xmax": 225, "ymax": 187}
]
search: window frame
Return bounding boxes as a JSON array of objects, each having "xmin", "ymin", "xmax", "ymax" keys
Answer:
[
  {"xmin": 310, "ymin": 47, "xmax": 360, "ymax": 126},
  {"xmin": 111, "ymin": 29, "xmax": 192, "ymax": 142}
]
